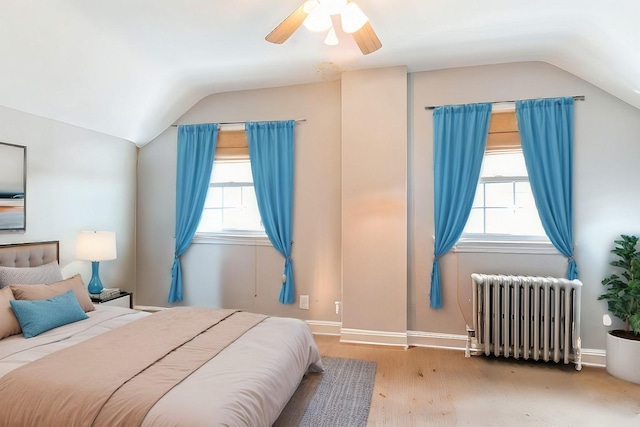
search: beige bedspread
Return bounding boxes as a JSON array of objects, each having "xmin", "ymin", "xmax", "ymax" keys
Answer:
[{"xmin": 0, "ymin": 307, "xmax": 266, "ymax": 426}]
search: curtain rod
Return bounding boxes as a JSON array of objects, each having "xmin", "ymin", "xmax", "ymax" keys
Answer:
[
  {"xmin": 424, "ymin": 96, "xmax": 585, "ymax": 110},
  {"xmin": 171, "ymin": 119, "xmax": 306, "ymax": 128}
]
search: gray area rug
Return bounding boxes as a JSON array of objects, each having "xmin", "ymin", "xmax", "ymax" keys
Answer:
[{"xmin": 274, "ymin": 356, "xmax": 377, "ymax": 427}]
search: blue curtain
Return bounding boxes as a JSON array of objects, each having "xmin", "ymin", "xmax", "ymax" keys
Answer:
[
  {"xmin": 431, "ymin": 103, "xmax": 491, "ymax": 308},
  {"xmin": 169, "ymin": 124, "xmax": 218, "ymax": 303},
  {"xmin": 516, "ymin": 97, "xmax": 577, "ymax": 279},
  {"xmin": 246, "ymin": 120, "xmax": 296, "ymax": 304}
]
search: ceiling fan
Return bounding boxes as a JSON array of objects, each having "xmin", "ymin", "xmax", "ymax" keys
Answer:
[{"xmin": 265, "ymin": 0, "xmax": 382, "ymax": 55}]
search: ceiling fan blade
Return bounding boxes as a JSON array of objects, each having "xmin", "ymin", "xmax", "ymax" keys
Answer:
[
  {"xmin": 352, "ymin": 21, "xmax": 382, "ymax": 55},
  {"xmin": 265, "ymin": 3, "xmax": 309, "ymax": 44}
]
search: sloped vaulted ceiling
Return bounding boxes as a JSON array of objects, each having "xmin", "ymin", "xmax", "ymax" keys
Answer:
[{"xmin": 0, "ymin": 0, "xmax": 638, "ymax": 146}]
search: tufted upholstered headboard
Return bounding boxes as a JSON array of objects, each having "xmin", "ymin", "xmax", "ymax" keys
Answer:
[{"xmin": 0, "ymin": 241, "xmax": 59, "ymax": 268}]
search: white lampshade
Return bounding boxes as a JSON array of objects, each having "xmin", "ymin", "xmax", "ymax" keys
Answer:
[
  {"xmin": 341, "ymin": 2, "xmax": 369, "ymax": 34},
  {"xmin": 324, "ymin": 27, "xmax": 339, "ymax": 45},
  {"xmin": 303, "ymin": 6, "xmax": 333, "ymax": 32},
  {"xmin": 76, "ymin": 231, "xmax": 117, "ymax": 261}
]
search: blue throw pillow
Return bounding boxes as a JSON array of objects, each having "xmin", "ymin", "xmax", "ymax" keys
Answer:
[{"xmin": 10, "ymin": 290, "xmax": 88, "ymax": 338}]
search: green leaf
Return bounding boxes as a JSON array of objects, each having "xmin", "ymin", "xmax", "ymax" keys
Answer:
[
  {"xmin": 600, "ymin": 234, "xmax": 640, "ymax": 326},
  {"xmin": 630, "ymin": 314, "xmax": 640, "ymax": 335}
]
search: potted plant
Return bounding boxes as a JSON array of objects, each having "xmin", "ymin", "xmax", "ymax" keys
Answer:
[{"xmin": 598, "ymin": 234, "xmax": 640, "ymax": 384}]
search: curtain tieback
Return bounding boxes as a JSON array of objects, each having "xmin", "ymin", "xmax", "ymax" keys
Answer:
[{"xmin": 566, "ymin": 256, "xmax": 574, "ymax": 262}]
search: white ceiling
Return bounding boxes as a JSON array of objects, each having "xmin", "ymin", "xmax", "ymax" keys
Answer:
[{"xmin": 1, "ymin": 1, "xmax": 638, "ymax": 146}]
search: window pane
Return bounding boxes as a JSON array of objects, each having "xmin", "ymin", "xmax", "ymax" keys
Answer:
[
  {"xmin": 203, "ymin": 188, "xmax": 222, "ymax": 208},
  {"xmin": 515, "ymin": 181, "xmax": 536, "ymax": 208},
  {"xmin": 481, "ymin": 152, "xmax": 527, "ymax": 177},
  {"xmin": 514, "ymin": 182, "xmax": 545, "ymax": 236},
  {"xmin": 242, "ymin": 187, "xmax": 263, "ymax": 229},
  {"xmin": 484, "ymin": 182, "xmax": 513, "ymax": 207},
  {"xmin": 198, "ymin": 160, "xmax": 264, "ymax": 233},
  {"xmin": 471, "ymin": 183, "xmax": 484, "ymax": 207},
  {"xmin": 485, "ymin": 207, "xmax": 511, "ymax": 234},
  {"xmin": 223, "ymin": 187, "xmax": 241, "ymax": 208},
  {"xmin": 212, "ymin": 161, "xmax": 253, "ymax": 183},
  {"xmin": 461, "ymin": 150, "xmax": 547, "ymax": 239},
  {"xmin": 199, "ymin": 209, "xmax": 222, "ymax": 232},
  {"xmin": 464, "ymin": 208, "xmax": 484, "ymax": 234}
]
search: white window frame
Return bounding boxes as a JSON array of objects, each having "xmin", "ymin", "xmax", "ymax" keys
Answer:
[
  {"xmin": 454, "ymin": 238, "xmax": 557, "ymax": 255},
  {"xmin": 458, "ymin": 157, "xmax": 554, "ymax": 255},
  {"xmin": 194, "ymin": 159, "xmax": 270, "ymax": 246},
  {"xmin": 193, "ymin": 232, "xmax": 271, "ymax": 247}
]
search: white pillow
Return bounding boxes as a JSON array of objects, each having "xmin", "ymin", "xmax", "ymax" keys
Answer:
[{"xmin": 0, "ymin": 261, "xmax": 64, "ymax": 288}]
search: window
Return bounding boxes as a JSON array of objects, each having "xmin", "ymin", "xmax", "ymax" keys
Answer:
[
  {"xmin": 461, "ymin": 110, "xmax": 547, "ymax": 240},
  {"xmin": 196, "ymin": 130, "xmax": 265, "ymax": 236},
  {"xmin": 463, "ymin": 152, "xmax": 545, "ymax": 237},
  {"xmin": 197, "ymin": 160, "xmax": 264, "ymax": 234}
]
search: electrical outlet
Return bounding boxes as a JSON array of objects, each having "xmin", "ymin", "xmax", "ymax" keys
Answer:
[{"xmin": 299, "ymin": 295, "xmax": 309, "ymax": 310}]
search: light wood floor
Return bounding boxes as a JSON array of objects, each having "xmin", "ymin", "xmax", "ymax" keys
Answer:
[{"xmin": 314, "ymin": 335, "xmax": 640, "ymax": 426}]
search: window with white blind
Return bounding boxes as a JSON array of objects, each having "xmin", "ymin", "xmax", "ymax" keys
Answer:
[
  {"xmin": 196, "ymin": 130, "xmax": 265, "ymax": 236},
  {"xmin": 461, "ymin": 110, "xmax": 548, "ymax": 242}
]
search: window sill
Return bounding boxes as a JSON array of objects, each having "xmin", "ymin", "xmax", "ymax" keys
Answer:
[
  {"xmin": 193, "ymin": 233, "xmax": 271, "ymax": 247},
  {"xmin": 453, "ymin": 238, "xmax": 558, "ymax": 255}
]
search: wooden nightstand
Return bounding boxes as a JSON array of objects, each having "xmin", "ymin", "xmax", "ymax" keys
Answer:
[{"xmin": 91, "ymin": 292, "xmax": 132, "ymax": 309}]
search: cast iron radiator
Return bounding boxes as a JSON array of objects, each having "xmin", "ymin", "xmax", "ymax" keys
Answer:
[{"xmin": 467, "ymin": 273, "xmax": 583, "ymax": 370}]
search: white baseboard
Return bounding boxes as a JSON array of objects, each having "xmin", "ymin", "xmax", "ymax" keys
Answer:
[
  {"xmin": 306, "ymin": 320, "xmax": 341, "ymax": 336},
  {"xmin": 407, "ymin": 330, "xmax": 469, "ymax": 351},
  {"xmin": 339, "ymin": 328, "xmax": 408, "ymax": 348},
  {"xmin": 580, "ymin": 348, "xmax": 606, "ymax": 368},
  {"xmin": 407, "ymin": 330, "xmax": 607, "ymax": 368}
]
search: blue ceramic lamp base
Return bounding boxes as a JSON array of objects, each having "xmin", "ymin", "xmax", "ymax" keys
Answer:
[{"xmin": 87, "ymin": 261, "xmax": 104, "ymax": 294}]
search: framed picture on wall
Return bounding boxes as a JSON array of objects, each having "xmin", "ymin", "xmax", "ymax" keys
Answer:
[{"xmin": 0, "ymin": 142, "xmax": 26, "ymax": 233}]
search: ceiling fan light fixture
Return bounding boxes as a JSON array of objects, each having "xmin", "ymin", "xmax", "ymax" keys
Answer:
[
  {"xmin": 341, "ymin": 2, "xmax": 369, "ymax": 34},
  {"xmin": 324, "ymin": 27, "xmax": 339, "ymax": 45},
  {"xmin": 303, "ymin": 7, "xmax": 333, "ymax": 32},
  {"xmin": 265, "ymin": 0, "xmax": 381, "ymax": 55}
]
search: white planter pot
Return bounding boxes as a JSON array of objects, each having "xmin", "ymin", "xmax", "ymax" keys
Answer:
[{"xmin": 606, "ymin": 331, "xmax": 640, "ymax": 384}]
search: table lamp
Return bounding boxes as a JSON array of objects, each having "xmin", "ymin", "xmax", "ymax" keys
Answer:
[{"xmin": 76, "ymin": 231, "xmax": 117, "ymax": 294}]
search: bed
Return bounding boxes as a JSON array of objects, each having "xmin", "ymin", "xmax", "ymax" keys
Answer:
[{"xmin": 0, "ymin": 241, "xmax": 322, "ymax": 426}]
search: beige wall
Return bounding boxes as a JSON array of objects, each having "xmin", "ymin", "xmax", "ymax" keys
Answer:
[
  {"xmin": 137, "ymin": 81, "xmax": 343, "ymax": 321},
  {"xmin": 341, "ymin": 67, "xmax": 408, "ymax": 342},
  {"xmin": 0, "ymin": 105, "xmax": 137, "ymax": 293},
  {"xmin": 137, "ymin": 61, "xmax": 640, "ymax": 352}
]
